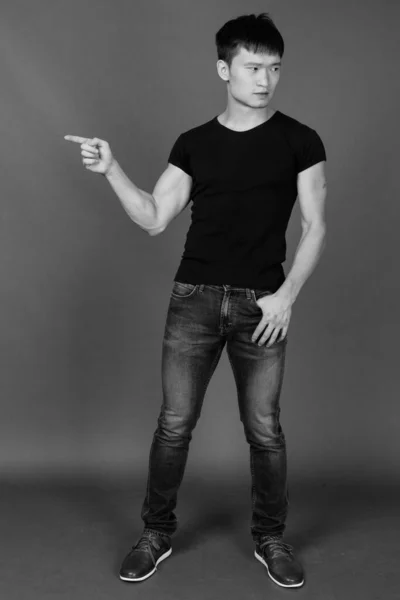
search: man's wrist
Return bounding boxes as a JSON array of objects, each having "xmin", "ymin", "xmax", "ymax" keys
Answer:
[
  {"xmin": 104, "ymin": 159, "xmax": 118, "ymax": 179},
  {"xmin": 275, "ymin": 278, "xmax": 299, "ymax": 305}
]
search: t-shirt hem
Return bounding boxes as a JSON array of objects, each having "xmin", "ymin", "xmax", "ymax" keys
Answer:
[{"xmin": 174, "ymin": 261, "xmax": 285, "ymax": 291}]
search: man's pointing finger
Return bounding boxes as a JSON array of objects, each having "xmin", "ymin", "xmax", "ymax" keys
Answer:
[{"xmin": 64, "ymin": 135, "xmax": 91, "ymax": 144}]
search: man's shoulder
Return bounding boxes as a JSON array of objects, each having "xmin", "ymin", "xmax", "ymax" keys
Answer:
[
  {"xmin": 175, "ymin": 110, "xmax": 322, "ymax": 146},
  {"xmin": 276, "ymin": 110, "xmax": 318, "ymax": 135},
  {"xmin": 276, "ymin": 111, "xmax": 326, "ymax": 168},
  {"xmin": 180, "ymin": 112, "xmax": 315, "ymax": 134},
  {"xmin": 177, "ymin": 117, "xmax": 216, "ymax": 141}
]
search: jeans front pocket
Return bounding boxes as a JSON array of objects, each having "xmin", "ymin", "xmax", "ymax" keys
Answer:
[
  {"xmin": 171, "ymin": 280, "xmax": 199, "ymax": 299},
  {"xmin": 251, "ymin": 289, "xmax": 273, "ymax": 303}
]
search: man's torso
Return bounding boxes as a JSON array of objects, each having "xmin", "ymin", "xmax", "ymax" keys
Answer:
[{"xmin": 168, "ymin": 110, "xmax": 326, "ymax": 290}]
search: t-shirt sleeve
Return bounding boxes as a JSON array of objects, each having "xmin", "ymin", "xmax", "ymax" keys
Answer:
[
  {"xmin": 167, "ymin": 133, "xmax": 192, "ymax": 176},
  {"xmin": 296, "ymin": 127, "xmax": 327, "ymax": 174}
]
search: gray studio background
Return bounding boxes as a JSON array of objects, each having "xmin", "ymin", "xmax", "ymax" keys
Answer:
[{"xmin": 1, "ymin": 0, "xmax": 398, "ymax": 483}]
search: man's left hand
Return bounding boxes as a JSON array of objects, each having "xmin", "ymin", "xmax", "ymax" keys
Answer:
[{"xmin": 251, "ymin": 293, "xmax": 292, "ymax": 347}]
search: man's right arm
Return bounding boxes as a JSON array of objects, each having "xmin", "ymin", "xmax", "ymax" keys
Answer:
[{"xmin": 105, "ymin": 160, "xmax": 192, "ymax": 236}]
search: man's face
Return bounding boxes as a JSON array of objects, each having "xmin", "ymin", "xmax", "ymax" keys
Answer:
[{"xmin": 218, "ymin": 46, "xmax": 281, "ymax": 108}]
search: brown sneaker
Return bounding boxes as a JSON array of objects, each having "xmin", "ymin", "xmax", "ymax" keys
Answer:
[{"xmin": 119, "ymin": 529, "xmax": 172, "ymax": 582}]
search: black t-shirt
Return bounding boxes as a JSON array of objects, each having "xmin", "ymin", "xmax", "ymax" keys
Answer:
[{"xmin": 168, "ymin": 109, "xmax": 326, "ymax": 290}]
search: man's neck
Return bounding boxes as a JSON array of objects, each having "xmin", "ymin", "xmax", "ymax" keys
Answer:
[{"xmin": 217, "ymin": 107, "xmax": 276, "ymax": 132}]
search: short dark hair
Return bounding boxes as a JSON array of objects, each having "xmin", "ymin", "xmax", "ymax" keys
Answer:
[{"xmin": 215, "ymin": 13, "xmax": 284, "ymax": 67}]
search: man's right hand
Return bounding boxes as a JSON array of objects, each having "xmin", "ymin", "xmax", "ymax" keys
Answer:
[{"xmin": 64, "ymin": 135, "xmax": 115, "ymax": 176}]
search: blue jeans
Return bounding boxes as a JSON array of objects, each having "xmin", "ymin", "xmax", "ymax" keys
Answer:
[{"xmin": 141, "ymin": 281, "xmax": 289, "ymax": 542}]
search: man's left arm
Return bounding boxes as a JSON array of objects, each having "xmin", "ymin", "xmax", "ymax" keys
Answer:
[
  {"xmin": 277, "ymin": 160, "xmax": 328, "ymax": 304},
  {"xmin": 251, "ymin": 161, "xmax": 327, "ymax": 346}
]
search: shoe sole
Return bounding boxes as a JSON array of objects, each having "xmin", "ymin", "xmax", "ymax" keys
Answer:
[
  {"xmin": 119, "ymin": 547, "xmax": 172, "ymax": 582},
  {"xmin": 254, "ymin": 550, "xmax": 305, "ymax": 588},
  {"xmin": 119, "ymin": 548, "xmax": 172, "ymax": 581}
]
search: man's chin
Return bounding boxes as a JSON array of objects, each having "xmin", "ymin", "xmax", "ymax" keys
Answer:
[
  {"xmin": 252, "ymin": 94, "xmax": 270, "ymax": 103},
  {"xmin": 251, "ymin": 99, "xmax": 270, "ymax": 108}
]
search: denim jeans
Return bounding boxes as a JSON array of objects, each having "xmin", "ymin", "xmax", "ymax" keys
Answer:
[{"xmin": 141, "ymin": 281, "xmax": 289, "ymax": 542}]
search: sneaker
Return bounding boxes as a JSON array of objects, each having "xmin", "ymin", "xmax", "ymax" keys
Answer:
[
  {"xmin": 119, "ymin": 529, "xmax": 172, "ymax": 582},
  {"xmin": 254, "ymin": 535, "xmax": 305, "ymax": 588}
]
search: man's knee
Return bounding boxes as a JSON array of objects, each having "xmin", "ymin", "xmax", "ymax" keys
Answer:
[
  {"xmin": 244, "ymin": 415, "xmax": 286, "ymax": 448},
  {"xmin": 155, "ymin": 406, "xmax": 198, "ymax": 445}
]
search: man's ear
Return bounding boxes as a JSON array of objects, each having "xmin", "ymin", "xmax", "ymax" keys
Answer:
[{"xmin": 216, "ymin": 59, "xmax": 230, "ymax": 82}]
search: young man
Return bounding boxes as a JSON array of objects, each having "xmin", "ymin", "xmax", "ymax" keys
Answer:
[{"xmin": 65, "ymin": 12, "xmax": 327, "ymax": 589}]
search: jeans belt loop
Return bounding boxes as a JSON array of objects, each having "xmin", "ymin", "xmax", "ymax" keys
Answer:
[
  {"xmin": 245, "ymin": 288, "xmax": 252, "ymax": 300},
  {"xmin": 199, "ymin": 284, "xmax": 205, "ymax": 293}
]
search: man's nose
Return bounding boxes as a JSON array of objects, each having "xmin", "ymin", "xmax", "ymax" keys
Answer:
[{"xmin": 257, "ymin": 74, "xmax": 270, "ymax": 88}]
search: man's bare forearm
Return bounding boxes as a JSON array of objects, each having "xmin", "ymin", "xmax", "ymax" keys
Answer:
[
  {"xmin": 105, "ymin": 160, "xmax": 159, "ymax": 233},
  {"xmin": 276, "ymin": 224, "xmax": 327, "ymax": 305}
]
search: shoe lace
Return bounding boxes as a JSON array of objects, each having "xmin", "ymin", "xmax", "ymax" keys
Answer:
[
  {"xmin": 131, "ymin": 531, "xmax": 163, "ymax": 566},
  {"xmin": 259, "ymin": 536, "xmax": 294, "ymax": 559}
]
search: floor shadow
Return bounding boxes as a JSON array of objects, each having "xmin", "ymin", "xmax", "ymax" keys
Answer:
[{"xmin": 1, "ymin": 470, "xmax": 399, "ymax": 571}]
